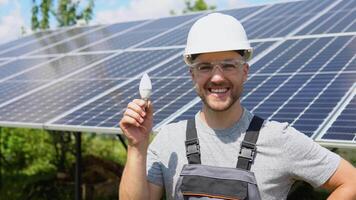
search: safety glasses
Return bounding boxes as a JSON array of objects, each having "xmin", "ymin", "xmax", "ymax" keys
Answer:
[{"xmin": 190, "ymin": 59, "xmax": 246, "ymax": 75}]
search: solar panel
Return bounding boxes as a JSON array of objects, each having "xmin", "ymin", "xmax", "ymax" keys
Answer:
[
  {"xmin": 0, "ymin": 26, "xmax": 102, "ymax": 58},
  {"xmin": 0, "ymin": 54, "xmax": 111, "ymax": 103},
  {"xmin": 296, "ymin": 0, "xmax": 356, "ymax": 35},
  {"xmin": 320, "ymin": 91, "xmax": 356, "ymax": 142},
  {"xmin": 138, "ymin": 6, "xmax": 268, "ymax": 48},
  {"xmin": 0, "ymin": 49, "xmax": 181, "ymax": 124},
  {"xmin": 48, "ymin": 41, "xmax": 274, "ymax": 130},
  {"xmin": 0, "ymin": 29, "xmax": 57, "ymax": 52},
  {"xmin": 170, "ymin": 36, "xmax": 355, "ymax": 136},
  {"xmin": 0, "ymin": 56, "xmax": 56, "ymax": 80},
  {"xmin": 31, "ymin": 21, "xmax": 146, "ymax": 55},
  {"xmin": 0, "ymin": 0, "xmax": 354, "ymax": 148},
  {"xmin": 79, "ymin": 13, "xmax": 202, "ymax": 52}
]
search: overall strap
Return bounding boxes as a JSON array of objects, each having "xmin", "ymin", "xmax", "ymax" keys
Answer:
[
  {"xmin": 185, "ymin": 118, "xmax": 201, "ymax": 164},
  {"xmin": 236, "ymin": 115, "xmax": 264, "ymax": 170}
]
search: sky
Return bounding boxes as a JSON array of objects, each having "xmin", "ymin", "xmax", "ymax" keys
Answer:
[{"xmin": 0, "ymin": 0, "xmax": 286, "ymax": 45}]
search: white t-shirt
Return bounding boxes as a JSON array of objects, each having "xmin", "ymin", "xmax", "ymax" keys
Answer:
[{"xmin": 147, "ymin": 108, "xmax": 340, "ymax": 200}]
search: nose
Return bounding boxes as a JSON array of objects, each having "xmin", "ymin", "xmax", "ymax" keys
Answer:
[{"xmin": 210, "ymin": 66, "xmax": 225, "ymax": 82}]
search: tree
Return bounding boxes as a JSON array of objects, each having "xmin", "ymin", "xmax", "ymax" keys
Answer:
[
  {"xmin": 31, "ymin": 0, "xmax": 40, "ymax": 30},
  {"xmin": 183, "ymin": 0, "xmax": 216, "ymax": 13},
  {"xmin": 31, "ymin": 0, "xmax": 94, "ymax": 31}
]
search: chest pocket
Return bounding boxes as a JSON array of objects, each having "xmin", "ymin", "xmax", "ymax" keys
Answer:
[{"xmin": 176, "ymin": 116, "xmax": 264, "ymax": 200}]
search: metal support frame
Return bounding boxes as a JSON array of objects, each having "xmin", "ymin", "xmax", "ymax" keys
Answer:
[
  {"xmin": 117, "ymin": 134, "xmax": 127, "ymax": 151},
  {"xmin": 0, "ymin": 127, "xmax": 2, "ymax": 189},
  {"xmin": 74, "ymin": 132, "xmax": 82, "ymax": 200}
]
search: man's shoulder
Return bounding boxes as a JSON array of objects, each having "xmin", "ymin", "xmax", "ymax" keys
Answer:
[
  {"xmin": 257, "ymin": 119, "xmax": 314, "ymax": 148},
  {"xmin": 261, "ymin": 120, "xmax": 290, "ymax": 133},
  {"xmin": 257, "ymin": 120, "xmax": 299, "ymax": 145}
]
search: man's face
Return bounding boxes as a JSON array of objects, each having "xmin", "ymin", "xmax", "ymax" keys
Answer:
[{"xmin": 190, "ymin": 51, "xmax": 249, "ymax": 112}]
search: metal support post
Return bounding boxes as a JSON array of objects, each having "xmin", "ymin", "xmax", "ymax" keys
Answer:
[
  {"xmin": 74, "ymin": 132, "xmax": 82, "ymax": 200},
  {"xmin": 0, "ymin": 127, "xmax": 2, "ymax": 189},
  {"xmin": 117, "ymin": 134, "xmax": 127, "ymax": 151}
]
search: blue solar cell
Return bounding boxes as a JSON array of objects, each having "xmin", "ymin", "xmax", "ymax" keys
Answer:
[
  {"xmin": 0, "ymin": 30, "xmax": 55, "ymax": 52},
  {"xmin": 11, "ymin": 53, "xmax": 111, "ymax": 81},
  {"xmin": 0, "ymin": 80, "xmax": 50, "ymax": 104},
  {"xmin": 250, "ymin": 42, "xmax": 275, "ymax": 58},
  {"xmin": 53, "ymin": 77, "xmax": 196, "ymax": 128},
  {"xmin": 48, "ymin": 49, "xmax": 190, "ymax": 127},
  {"xmin": 171, "ymin": 102, "xmax": 202, "ymax": 123},
  {"xmin": 138, "ymin": 22, "xmax": 194, "ymax": 48},
  {"xmin": 72, "ymin": 49, "xmax": 182, "ymax": 79},
  {"xmin": 32, "ymin": 21, "xmax": 144, "ymax": 55},
  {"xmin": 296, "ymin": 73, "xmax": 356, "ymax": 135},
  {"xmin": 0, "ymin": 26, "xmax": 100, "ymax": 58},
  {"xmin": 297, "ymin": 0, "xmax": 356, "ymax": 35},
  {"xmin": 222, "ymin": 6, "xmax": 265, "ymax": 20},
  {"xmin": 242, "ymin": 0, "xmax": 333, "ymax": 38},
  {"xmin": 0, "ymin": 57, "xmax": 55, "ymax": 80},
  {"xmin": 0, "ymin": 80, "xmax": 122, "ymax": 123},
  {"xmin": 0, "ymin": 54, "xmax": 111, "ymax": 103},
  {"xmin": 322, "ymin": 93, "xmax": 356, "ymax": 141},
  {"xmin": 80, "ymin": 14, "xmax": 200, "ymax": 52},
  {"xmin": 322, "ymin": 133, "xmax": 354, "ymax": 140},
  {"xmin": 140, "ymin": 6, "xmax": 267, "ymax": 48}
]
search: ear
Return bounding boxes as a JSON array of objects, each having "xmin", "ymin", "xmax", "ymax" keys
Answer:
[{"xmin": 242, "ymin": 63, "xmax": 249, "ymax": 82}]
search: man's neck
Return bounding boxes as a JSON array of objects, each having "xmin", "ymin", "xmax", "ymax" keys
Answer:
[{"xmin": 200, "ymin": 101, "xmax": 244, "ymax": 129}]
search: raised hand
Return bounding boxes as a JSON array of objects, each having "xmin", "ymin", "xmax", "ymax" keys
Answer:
[{"xmin": 119, "ymin": 99, "xmax": 153, "ymax": 148}]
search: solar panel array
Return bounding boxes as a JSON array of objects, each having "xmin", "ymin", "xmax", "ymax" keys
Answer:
[{"xmin": 0, "ymin": 0, "xmax": 355, "ymax": 148}]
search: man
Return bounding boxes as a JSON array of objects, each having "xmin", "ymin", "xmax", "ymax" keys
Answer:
[{"xmin": 119, "ymin": 13, "xmax": 356, "ymax": 200}]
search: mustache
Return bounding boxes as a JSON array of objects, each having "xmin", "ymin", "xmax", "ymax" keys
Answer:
[{"xmin": 205, "ymin": 81, "xmax": 231, "ymax": 88}]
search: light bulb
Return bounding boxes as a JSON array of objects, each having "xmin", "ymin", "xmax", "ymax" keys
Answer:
[{"xmin": 139, "ymin": 73, "xmax": 152, "ymax": 101}]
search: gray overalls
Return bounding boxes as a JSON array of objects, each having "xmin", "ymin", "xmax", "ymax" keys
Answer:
[{"xmin": 176, "ymin": 116, "xmax": 264, "ymax": 200}]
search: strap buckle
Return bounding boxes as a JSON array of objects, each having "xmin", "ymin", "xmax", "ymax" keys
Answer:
[
  {"xmin": 185, "ymin": 138, "xmax": 200, "ymax": 156},
  {"xmin": 239, "ymin": 141, "xmax": 256, "ymax": 162}
]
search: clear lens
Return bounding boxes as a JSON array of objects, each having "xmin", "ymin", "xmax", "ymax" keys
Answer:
[{"xmin": 191, "ymin": 59, "xmax": 245, "ymax": 74}]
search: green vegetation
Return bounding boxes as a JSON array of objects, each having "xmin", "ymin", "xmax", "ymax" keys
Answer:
[
  {"xmin": 1, "ymin": 127, "xmax": 355, "ymax": 199},
  {"xmin": 0, "ymin": 128, "xmax": 126, "ymax": 199},
  {"xmin": 183, "ymin": 0, "xmax": 216, "ymax": 13},
  {"xmin": 31, "ymin": 0, "xmax": 94, "ymax": 31},
  {"xmin": 170, "ymin": 0, "xmax": 216, "ymax": 15}
]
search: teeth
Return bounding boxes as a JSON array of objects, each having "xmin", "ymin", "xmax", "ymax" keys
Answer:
[{"xmin": 211, "ymin": 88, "xmax": 228, "ymax": 93}]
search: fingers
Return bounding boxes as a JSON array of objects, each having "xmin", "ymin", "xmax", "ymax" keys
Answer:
[
  {"xmin": 128, "ymin": 99, "xmax": 147, "ymax": 117},
  {"xmin": 120, "ymin": 99, "xmax": 152, "ymax": 128},
  {"xmin": 120, "ymin": 114, "xmax": 141, "ymax": 128},
  {"xmin": 125, "ymin": 108, "xmax": 144, "ymax": 124}
]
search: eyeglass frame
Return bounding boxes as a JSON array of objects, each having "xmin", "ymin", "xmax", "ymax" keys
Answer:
[{"xmin": 189, "ymin": 58, "xmax": 247, "ymax": 75}]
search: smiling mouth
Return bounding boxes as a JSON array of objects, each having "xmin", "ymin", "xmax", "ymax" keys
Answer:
[{"xmin": 208, "ymin": 87, "xmax": 230, "ymax": 94}]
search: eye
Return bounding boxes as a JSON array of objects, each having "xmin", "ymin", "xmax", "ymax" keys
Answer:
[
  {"xmin": 197, "ymin": 64, "xmax": 213, "ymax": 72},
  {"xmin": 221, "ymin": 63, "xmax": 237, "ymax": 70}
]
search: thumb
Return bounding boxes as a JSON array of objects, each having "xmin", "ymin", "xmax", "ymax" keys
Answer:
[{"xmin": 146, "ymin": 100, "xmax": 154, "ymax": 117}]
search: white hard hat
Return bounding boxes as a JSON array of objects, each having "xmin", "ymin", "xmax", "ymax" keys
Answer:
[{"xmin": 184, "ymin": 13, "xmax": 253, "ymax": 65}]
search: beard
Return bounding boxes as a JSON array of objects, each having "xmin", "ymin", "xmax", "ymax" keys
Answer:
[{"xmin": 195, "ymin": 81, "xmax": 243, "ymax": 112}]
